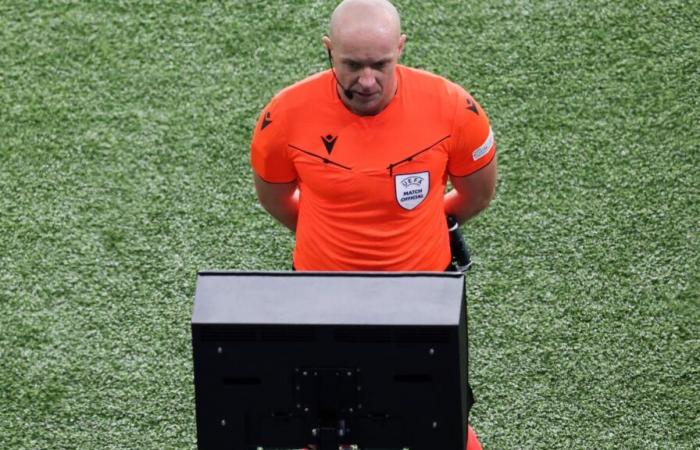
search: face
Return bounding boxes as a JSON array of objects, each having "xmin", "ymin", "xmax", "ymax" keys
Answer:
[{"xmin": 325, "ymin": 31, "xmax": 405, "ymax": 116}]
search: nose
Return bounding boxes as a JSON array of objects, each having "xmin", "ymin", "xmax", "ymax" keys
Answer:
[{"xmin": 356, "ymin": 67, "xmax": 376, "ymax": 90}]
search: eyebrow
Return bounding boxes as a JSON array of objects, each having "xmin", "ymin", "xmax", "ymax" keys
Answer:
[{"xmin": 341, "ymin": 57, "xmax": 392, "ymax": 66}]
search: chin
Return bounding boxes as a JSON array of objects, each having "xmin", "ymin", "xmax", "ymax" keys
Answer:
[
  {"xmin": 354, "ymin": 105, "xmax": 381, "ymax": 116},
  {"xmin": 353, "ymin": 98, "xmax": 382, "ymax": 114}
]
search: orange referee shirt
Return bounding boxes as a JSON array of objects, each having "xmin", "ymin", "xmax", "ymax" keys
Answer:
[{"xmin": 251, "ymin": 65, "xmax": 495, "ymax": 271}]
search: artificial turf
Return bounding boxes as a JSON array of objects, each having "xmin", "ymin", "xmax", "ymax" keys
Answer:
[{"xmin": 0, "ymin": 0, "xmax": 697, "ymax": 448}]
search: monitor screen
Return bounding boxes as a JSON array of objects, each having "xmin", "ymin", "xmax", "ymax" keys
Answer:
[{"xmin": 192, "ymin": 271, "xmax": 470, "ymax": 450}]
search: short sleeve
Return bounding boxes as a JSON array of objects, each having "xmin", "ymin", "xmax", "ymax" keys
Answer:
[
  {"xmin": 447, "ymin": 88, "xmax": 496, "ymax": 177},
  {"xmin": 250, "ymin": 95, "xmax": 297, "ymax": 183}
]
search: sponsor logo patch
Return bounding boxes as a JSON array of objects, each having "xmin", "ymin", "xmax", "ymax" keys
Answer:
[
  {"xmin": 395, "ymin": 171, "xmax": 429, "ymax": 210},
  {"xmin": 472, "ymin": 127, "xmax": 494, "ymax": 161}
]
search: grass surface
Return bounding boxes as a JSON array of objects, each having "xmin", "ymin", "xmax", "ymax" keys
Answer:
[{"xmin": 1, "ymin": 0, "xmax": 698, "ymax": 448}]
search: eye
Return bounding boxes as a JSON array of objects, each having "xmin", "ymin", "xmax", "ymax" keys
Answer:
[
  {"xmin": 371, "ymin": 61, "xmax": 388, "ymax": 70},
  {"xmin": 345, "ymin": 61, "xmax": 361, "ymax": 70}
]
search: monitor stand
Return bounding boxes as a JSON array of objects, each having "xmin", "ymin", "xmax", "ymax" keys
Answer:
[
  {"xmin": 313, "ymin": 420, "xmax": 349, "ymax": 450},
  {"xmin": 303, "ymin": 368, "xmax": 355, "ymax": 450}
]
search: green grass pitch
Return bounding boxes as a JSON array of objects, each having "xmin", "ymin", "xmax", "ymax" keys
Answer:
[{"xmin": 0, "ymin": 0, "xmax": 697, "ymax": 448}]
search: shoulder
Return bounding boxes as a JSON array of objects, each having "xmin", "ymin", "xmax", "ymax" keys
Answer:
[
  {"xmin": 251, "ymin": 71, "xmax": 332, "ymax": 158},
  {"xmin": 268, "ymin": 70, "xmax": 333, "ymax": 113},
  {"xmin": 398, "ymin": 66, "xmax": 482, "ymax": 132},
  {"xmin": 399, "ymin": 65, "xmax": 467, "ymax": 101},
  {"xmin": 398, "ymin": 65, "xmax": 476, "ymax": 120}
]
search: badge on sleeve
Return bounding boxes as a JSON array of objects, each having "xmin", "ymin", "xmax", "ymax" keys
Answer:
[
  {"xmin": 395, "ymin": 171, "xmax": 430, "ymax": 210},
  {"xmin": 472, "ymin": 127, "xmax": 494, "ymax": 161}
]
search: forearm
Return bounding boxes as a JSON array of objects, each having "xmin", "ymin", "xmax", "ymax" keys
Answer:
[
  {"xmin": 253, "ymin": 174, "xmax": 300, "ymax": 232},
  {"xmin": 444, "ymin": 158, "xmax": 497, "ymax": 225},
  {"xmin": 261, "ymin": 190, "xmax": 299, "ymax": 231},
  {"xmin": 443, "ymin": 188, "xmax": 491, "ymax": 225}
]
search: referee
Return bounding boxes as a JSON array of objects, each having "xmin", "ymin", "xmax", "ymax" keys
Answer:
[{"xmin": 251, "ymin": 0, "xmax": 497, "ymax": 447}]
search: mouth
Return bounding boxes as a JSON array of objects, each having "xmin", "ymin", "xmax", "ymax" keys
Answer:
[{"xmin": 354, "ymin": 91, "xmax": 379, "ymax": 100}]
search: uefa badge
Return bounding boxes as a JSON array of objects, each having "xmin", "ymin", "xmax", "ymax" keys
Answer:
[{"xmin": 395, "ymin": 171, "xmax": 429, "ymax": 210}]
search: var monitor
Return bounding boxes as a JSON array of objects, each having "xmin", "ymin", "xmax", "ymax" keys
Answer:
[{"xmin": 191, "ymin": 271, "xmax": 471, "ymax": 450}]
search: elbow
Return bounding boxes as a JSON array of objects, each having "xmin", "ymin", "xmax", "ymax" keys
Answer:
[
  {"xmin": 483, "ymin": 183, "xmax": 497, "ymax": 210},
  {"xmin": 473, "ymin": 196, "xmax": 493, "ymax": 217},
  {"xmin": 256, "ymin": 196, "xmax": 275, "ymax": 216},
  {"xmin": 473, "ymin": 183, "xmax": 496, "ymax": 215}
]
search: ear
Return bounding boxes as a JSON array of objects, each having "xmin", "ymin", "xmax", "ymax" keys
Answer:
[
  {"xmin": 322, "ymin": 36, "xmax": 332, "ymax": 51},
  {"xmin": 398, "ymin": 34, "xmax": 407, "ymax": 57}
]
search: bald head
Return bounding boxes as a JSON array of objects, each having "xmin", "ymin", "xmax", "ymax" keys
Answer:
[{"xmin": 329, "ymin": 0, "xmax": 401, "ymax": 42}]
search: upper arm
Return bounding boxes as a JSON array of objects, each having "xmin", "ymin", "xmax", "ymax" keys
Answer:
[
  {"xmin": 250, "ymin": 96, "xmax": 297, "ymax": 183},
  {"xmin": 443, "ymin": 86, "xmax": 498, "ymax": 220},
  {"xmin": 446, "ymin": 89, "xmax": 496, "ymax": 177},
  {"xmin": 449, "ymin": 155, "xmax": 497, "ymax": 205}
]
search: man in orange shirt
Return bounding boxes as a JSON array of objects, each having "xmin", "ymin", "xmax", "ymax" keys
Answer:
[{"xmin": 251, "ymin": 0, "xmax": 496, "ymax": 447}]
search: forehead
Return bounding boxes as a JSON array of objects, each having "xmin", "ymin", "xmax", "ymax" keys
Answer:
[{"xmin": 333, "ymin": 26, "xmax": 399, "ymax": 60}]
